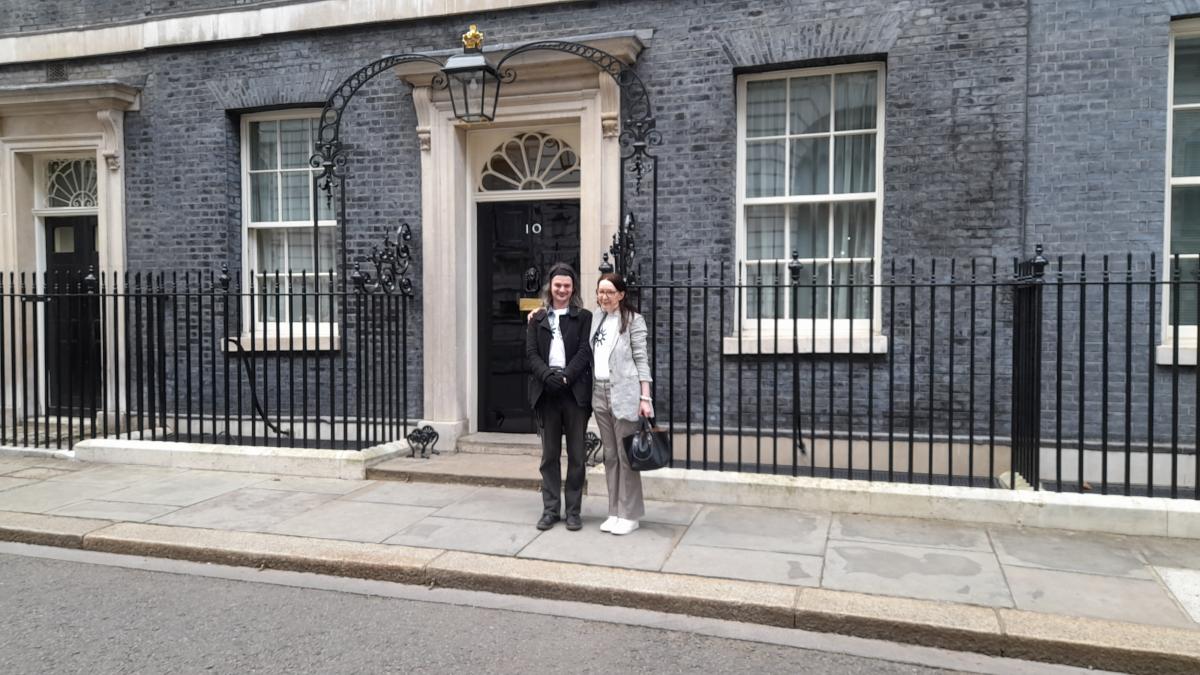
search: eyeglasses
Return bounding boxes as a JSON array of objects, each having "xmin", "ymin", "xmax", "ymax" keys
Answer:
[{"xmin": 596, "ymin": 289, "xmax": 620, "ymax": 296}]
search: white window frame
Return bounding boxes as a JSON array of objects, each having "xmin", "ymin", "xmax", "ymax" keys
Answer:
[
  {"xmin": 731, "ymin": 62, "xmax": 887, "ymax": 354},
  {"xmin": 239, "ymin": 108, "xmax": 338, "ymax": 347},
  {"xmin": 1162, "ymin": 22, "xmax": 1200, "ymax": 365}
]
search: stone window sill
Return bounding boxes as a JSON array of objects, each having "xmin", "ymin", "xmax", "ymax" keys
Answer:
[
  {"xmin": 223, "ymin": 333, "xmax": 341, "ymax": 353},
  {"xmin": 1156, "ymin": 344, "xmax": 1197, "ymax": 366},
  {"xmin": 722, "ymin": 334, "xmax": 889, "ymax": 356}
]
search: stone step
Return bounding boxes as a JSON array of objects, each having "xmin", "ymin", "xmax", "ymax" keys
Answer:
[
  {"xmin": 367, "ymin": 449, "xmax": 601, "ymax": 493},
  {"xmin": 456, "ymin": 432, "xmax": 542, "ymax": 456},
  {"xmin": 367, "ymin": 452, "xmax": 543, "ymax": 490}
]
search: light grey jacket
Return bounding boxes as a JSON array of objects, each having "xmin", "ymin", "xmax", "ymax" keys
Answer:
[{"xmin": 590, "ymin": 309, "xmax": 653, "ymax": 422}]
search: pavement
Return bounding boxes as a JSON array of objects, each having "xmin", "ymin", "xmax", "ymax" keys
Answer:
[{"xmin": 2, "ymin": 453, "xmax": 1199, "ymax": 674}]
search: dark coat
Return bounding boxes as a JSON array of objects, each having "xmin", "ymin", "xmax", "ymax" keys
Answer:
[{"xmin": 526, "ymin": 305, "xmax": 593, "ymax": 410}]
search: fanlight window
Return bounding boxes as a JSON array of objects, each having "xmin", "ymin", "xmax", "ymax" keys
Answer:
[
  {"xmin": 45, "ymin": 159, "xmax": 98, "ymax": 208},
  {"xmin": 479, "ymin": 132, "xmax": 580, "ymax": 191}
]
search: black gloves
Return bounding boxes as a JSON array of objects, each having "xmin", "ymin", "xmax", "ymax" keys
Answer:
[{"xmin": 543, "ymin": 368, "xmax": 568, "ymax": 393}]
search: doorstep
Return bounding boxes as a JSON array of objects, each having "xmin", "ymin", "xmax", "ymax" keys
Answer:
[{"xmin": 368, "ymin": 453, "xmax": 545, "ymax": 491}]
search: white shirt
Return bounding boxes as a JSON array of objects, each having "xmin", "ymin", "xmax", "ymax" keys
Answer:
[
  {"xmin": 591, "ymin": 312, "xmax": 620, "ymax": 380},
  {"xmin": 547, "ymin": 307, "xmax": 569, "ymax": 368}
]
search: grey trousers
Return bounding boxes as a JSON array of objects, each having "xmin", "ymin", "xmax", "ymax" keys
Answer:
[{"xmin": 592, "ymin": 381, "xmax": 645, "ymax": 521}]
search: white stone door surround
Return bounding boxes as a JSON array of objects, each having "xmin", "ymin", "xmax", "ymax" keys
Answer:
[
  {"xmin": 0, "ymin": 80, "xmax": 139, "ymax": 420},
  {"xmin": 396, "ymin": 31, "xmax": 649, "ymax": 447}
]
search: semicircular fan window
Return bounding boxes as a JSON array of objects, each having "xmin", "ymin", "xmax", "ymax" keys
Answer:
[
  {"xmin": 45, "ymin": 159, "xmax": 98, "ymax": 208},
  {"xmin": 479, "ymin": 132, "xmax": 581, "ymax": 192}
]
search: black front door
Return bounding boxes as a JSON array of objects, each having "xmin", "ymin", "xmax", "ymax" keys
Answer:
[
  {"xmin": 43, "ymin": 215, "xmax": 102, "ymax": 416},
  {"xmin": 477, "ymin": 201, "xmax": 581, "ymax": 433}
]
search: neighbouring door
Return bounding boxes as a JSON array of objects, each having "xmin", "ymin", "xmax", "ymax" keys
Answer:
[
  {"xmin": 43, "ymin": 215, "xmax": 102, "ymax": 416},
  {"xmin": 477, "ymin": 200, "xmax": 581, "ymax": 433}
]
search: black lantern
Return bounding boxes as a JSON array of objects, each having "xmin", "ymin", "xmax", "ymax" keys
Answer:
[{"xmin": 442, "ymin": 25, "xmax": 501, "ymax": 123}]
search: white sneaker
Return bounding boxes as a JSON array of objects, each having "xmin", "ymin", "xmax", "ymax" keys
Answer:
[
  {"xmin": 610, "ymin": 518, "xmax": 639, "ymax": 535},
  {"xmin": 600, "ymin": 516, "xmax": 618, "ymax": 533}
]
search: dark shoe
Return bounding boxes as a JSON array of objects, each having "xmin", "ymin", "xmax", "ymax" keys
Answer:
[
  {"xmin": 536, "ymin": 514, "xmax": 560, "ymax": 531},
  {"xmin": 565, "ymin": 514, "xmax": 583, "ymax": 531}
]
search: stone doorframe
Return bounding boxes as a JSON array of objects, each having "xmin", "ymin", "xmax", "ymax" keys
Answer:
[
  {"xmin": 395, "ymin": 31, "xmax": 649, "ymax": 446},
  {"xmin": 0, "ymin": 81, "xmax": 139, "ymax": 419}
]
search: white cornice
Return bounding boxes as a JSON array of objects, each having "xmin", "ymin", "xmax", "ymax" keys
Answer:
[{"xmin": 0, "ymin": 0, "xmax": 583, "ymax": 66}]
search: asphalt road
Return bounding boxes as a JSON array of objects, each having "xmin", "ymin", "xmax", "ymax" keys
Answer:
[{"xmin": 0, "ymin": 546, "xmax": 1102, "ymax": 675}]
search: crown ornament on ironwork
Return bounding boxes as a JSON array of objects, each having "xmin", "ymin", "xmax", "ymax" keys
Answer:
[{"xmin": 462, "ymin": 24, "xmax": 484, "ymax": 51}]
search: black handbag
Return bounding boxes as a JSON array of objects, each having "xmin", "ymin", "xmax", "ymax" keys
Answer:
[{"xmin": 623, "ymin": 417, "xmax": 672, "ymax": 471}]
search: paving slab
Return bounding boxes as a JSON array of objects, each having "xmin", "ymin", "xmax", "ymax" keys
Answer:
[
  {"xmin": 580, "ymin": 495, "xmax": 702, "ymax": 526},
  {"xmin": 0, "ymin": 479, "xmax": 126, "ymax": 513},
  {"xmin": 151, "ymin": 487, "xmax": 334, "ymax": 531},
  {"xmin": 428, "ymin": 550, "xmax": 798, "ymax": 627},
  {"xmin": 268, "ymin": 500, "xmax": 435, "ymax": 543},
  {"xmin": 1138, "ymin": 536, "xmax": 1200, "ymax": 569},
  {"xmin": 49, "ymin": 499, "xmax": 180, "ymax": 523},
  {"xmin": 0, "ymin": 476, "xmax": 34, "ymax": 492},
  {"xmin": 45, "ymin": 464, "xmax": 186, "ymax": 487},
  {"xmin": 345, "ymin": 481, "xmax": 480, "ymax": 508},
  {"xmin": 0, "ymin": 457, "xmax": 52, "ymax": 474},
  {"xmin": 989, "ymin": 526, "xmax": 1151, "ymax": 579},
  {"xmin": 822, "ymin": 540, "xmax": 1013, "ymax": 608},
  {"xmin": 518, "ymin": 520, "xmax": 685, "ymax": 571},
  {"xmin": 385, "ymin": 516, "xmax": 541, "ymax": 556},
  {"xmin": 0, "ymin": 509, "xmax": 113, "ymax": 547},
  {"xmin": 1156, "ymin": 567, "xmax": 1200, "ymax": 624},
  {"xmin": 101, "ymin": 470, "xmax": 269, "ymax": 506},
  {"xmin": 998, "ymin": 609, "xmax": 1200, "ymax": 675},
  {"xmin": 1004, "ymin": 564, "xmax": 1195, "ymax": 629},
  {"xmin": 432, "ymin": 486, "xmax": 542, "ymax": 525},
  {"xmin": 830, "ymin": 513, "xmax": 993, "ymax": 552},
  {"xmin": 6, "ymin": 466, "xmax": 76, "ymax": 480},
  {"xmin": 251, "ymin": 475, "xmax": 367, "ymax": 495},
  {"xmin": 662, "ymin": 543, "xmax": 822, "ymax": 587},
  {"xmin": 679, "ymin": 504, "xmax": 829, "ymax": 556},
  {"xmin": 81, "ymin": 522, "xmax": 443, "ymax": 584}
]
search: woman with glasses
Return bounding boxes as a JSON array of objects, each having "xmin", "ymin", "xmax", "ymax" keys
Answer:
[{"xmin": 589, "ymin": 272, "xmax": 653, "ymax": 535}]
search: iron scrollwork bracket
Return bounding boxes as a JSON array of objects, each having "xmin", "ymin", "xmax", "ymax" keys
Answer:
[
  {"xmin": 494, "ymin": 40, "xmax": 660, "ymax": 194},
  {"xmin": 599, "ymin": 212, "xmax": 637, "ymax": 284},
  {"xmin": 406, "ymin": 425, "xmax": 440, "ymax": 458},
  {"xmin": 351, "ymin": 223, "xmax": 415, "ymax": 296}
]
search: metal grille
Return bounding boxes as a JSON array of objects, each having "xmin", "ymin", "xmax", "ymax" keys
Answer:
[{"xmin": 45, "ymin": 63, "xmax": 68, "ymax": 83}]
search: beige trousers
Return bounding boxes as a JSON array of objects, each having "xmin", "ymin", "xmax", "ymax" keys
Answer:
[{"xmin": 592, "ymin": 381, "xmax": 645, "ymax": 521}]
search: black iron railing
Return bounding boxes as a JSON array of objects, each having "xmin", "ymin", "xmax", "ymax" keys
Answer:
[
  {"xmin": 632, "ymin": 249, "xmax": 1199, "ymax": 498},
  {"xmin": 0, "ymin": 266, "xmax": 418, "ymax": 452}
]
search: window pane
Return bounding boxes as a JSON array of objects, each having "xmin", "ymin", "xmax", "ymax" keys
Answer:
[
  {"xmin": 832, "ymin": 261, "xmax": 873, "ymax": 319},
  {"xmin": 249, "ymin": 121, "xmax": 277, "ymax": 170},
  {"xmin": 250, "ymin": 173, "xmax": 278, "ymax": 222},
  {"xmin": 280, "ymin": 119, "xmax": 311, "ymax": 169},
  {"xmin": 746, "ymin": 80, "xmax": 786, "ymax": 137},
  {"xmin": 792, "ymin": 262, "xmax": 830, "ymax": 320},
  {"xmin": 1175, "ymin": 37, "xmax": 1200, "ymax": 105},
  {"xmin": 832, "ymin": 201, "xmax": 875, "ymax": 258},
  {"xmin": 1174, "ymin": 110, "xmax": 1200, "ymax": 177},
  {"xmin": 1168, "ymin": 258, "xmax": 1199, "ymax": 326},
  {"xmin": 257, "ymin": 275, "xmax": 282, "ymax": 323},
  {"xmin": 790, "ymin": 203, "xmax": 829, "ymax": 259},
  {"xmin": 834, "ymin": 134, "xmax": 876, "ymax": 193},
  {"xmin": 746, "ymin": 205, "xmax": 785, "ymax": 261},
  {"xmin": 256, "ymin": 229, "xmax": 286, "ymax": 274},
  {"xmin": 835, "ymin": 71, "xmax": 878, "ymax": 131},
  {"xmin": 789, "ymin": 75, "xmax": 830, "ymax": 134},
  {"xmin": 1172, "ymin": 186, "xmax": 1200, "ymax": 254},
  {"xmin": 281, "ymin": 172, "xmax": 311, "ymax": 222},
  {"xmin": 746, "ymin": 140, "xmax": 785, "ymax": 197},
  {"xmin": 789, "ymin": 137, "xmax": 830, "ymax": 195},
  {"xmin": 745, "ymin": 263, "xmax": 783, "ymax": 319}
]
